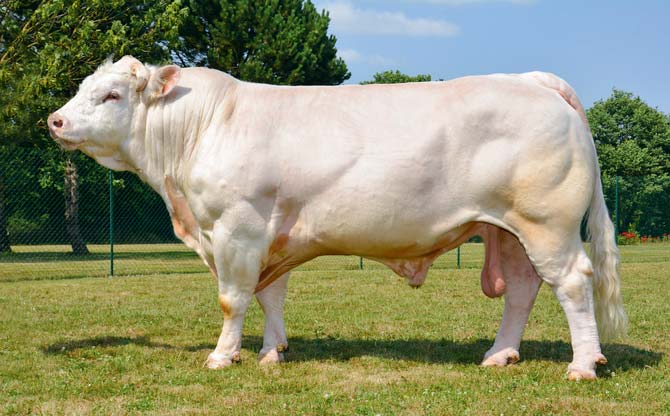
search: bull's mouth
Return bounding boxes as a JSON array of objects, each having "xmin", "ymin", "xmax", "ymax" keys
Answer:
[
  {"xmin": 49, "ymin": 129, "xmax": 85, "ymax": 150},
  {"xmin": 55, "ymin": 138, "xmax": 82, "ymax": 150}
]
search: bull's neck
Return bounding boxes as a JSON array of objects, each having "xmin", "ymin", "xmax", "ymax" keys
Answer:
[{"xmin": 123, "ymin": 96, "xmax": 210, "ymax": 195}]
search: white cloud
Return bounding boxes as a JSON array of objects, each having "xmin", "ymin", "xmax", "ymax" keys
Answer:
[
  {"xmin": 337, "ymin": 48, "xmax": 395, "ymax": 67},
  {"xmin": 337, "ymin": 48, "xmax": 362, "ymax": 62},
  {"xmin": 321, "ymin": 2, "xmax": 460, "ymax": 37},
  {"xmin": 366, "ymin": 54, "xmax": 395, "ymax": 67}
]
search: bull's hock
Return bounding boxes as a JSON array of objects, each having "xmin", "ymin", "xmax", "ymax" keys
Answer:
[{"xmin": 48, "ymin": 56, "xmax": 626, "ymax": 380}]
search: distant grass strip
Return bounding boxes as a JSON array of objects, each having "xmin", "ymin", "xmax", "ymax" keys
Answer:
[{"xmin": 2, "ymin": 242, "xmax": 669, "ymax": 282}]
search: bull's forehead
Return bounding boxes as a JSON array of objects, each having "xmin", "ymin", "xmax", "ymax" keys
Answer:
[{"xmin": 78, "ymin": 66, "xmax": 129, "ymax": 94}]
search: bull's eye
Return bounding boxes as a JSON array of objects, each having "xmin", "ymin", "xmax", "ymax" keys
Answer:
[{"xmin": 103, "ymin": 91, "xmax": 120, "ymax": 103}]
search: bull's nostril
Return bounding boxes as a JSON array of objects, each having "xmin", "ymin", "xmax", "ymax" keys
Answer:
[{"xmin": 53, "ymin": 119, "xmax": 63, "ymax": 129}]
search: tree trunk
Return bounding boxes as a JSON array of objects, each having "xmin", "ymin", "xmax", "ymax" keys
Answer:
[
  {"xmin": 64, "ymin": 157, "xmax": 89, "ymax": 255},
  {"xmin": 0, "ymin": 174, "xmax": 10, "ymax": 253}
]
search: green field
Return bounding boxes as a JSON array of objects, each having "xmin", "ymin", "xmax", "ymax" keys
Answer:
[{"xmin": 1, "ymin": 244, "xmax": 669, "ymax": 414}]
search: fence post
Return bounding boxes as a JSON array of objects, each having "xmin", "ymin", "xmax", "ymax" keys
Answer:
[
  {"xmin": 109, "ymin": 170, "xmax": 114, "ymax": 276},
  {"xmin": 359, "ymin": 257, "xmax": 363, "ymax": 270},
  {"xmin": 457, "ymin": 246, "xmax": 461, "ymax": 269},
  {"xmin": 614, "ymin": 175, "xmax": 619, "ymax": 243}
]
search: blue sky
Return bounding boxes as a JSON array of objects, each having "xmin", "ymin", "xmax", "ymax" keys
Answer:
[{"xmin": 314, "ymin": 0, "xmax": 670, "ymax": 112}]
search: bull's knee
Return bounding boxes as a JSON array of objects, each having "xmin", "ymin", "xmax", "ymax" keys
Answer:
[
  {"xmin": 218, "ymin": 293, "xmax": 233, "ymax": 319},
  {"xmin": 553, "ymin": 257, "xmax": 594, "ymax": 307}
]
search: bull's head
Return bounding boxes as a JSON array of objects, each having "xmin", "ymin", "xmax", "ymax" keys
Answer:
[{"xmin": 48, "ymin": 56, "xmax": 180, "ymax": 170}]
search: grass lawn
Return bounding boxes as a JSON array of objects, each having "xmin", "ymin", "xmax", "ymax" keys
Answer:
[{"xmin": 1, "ymin": 244, "xmax": 669, "ymax": 414}]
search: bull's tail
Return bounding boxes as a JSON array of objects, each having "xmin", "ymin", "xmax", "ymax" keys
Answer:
[{"xmin": 587, "ymin": 167, "xmax": 628, "ymax": 341}]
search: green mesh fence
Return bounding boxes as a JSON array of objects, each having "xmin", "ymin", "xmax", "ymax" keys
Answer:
[{"xmin": 1, "ymin": 146, "xmax": 668, "ymax": 282}]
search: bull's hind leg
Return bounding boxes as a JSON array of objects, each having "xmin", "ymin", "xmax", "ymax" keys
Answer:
[
  {"xmin": 551, "ymin": 250, "xmax": 607, "ymax": 380},
  {"xmin": 256, "ymin": 273, "xmax": 290, "ymax": 365},
  {"xmin": 482, "ymin": 228, "xmax": 542, "ymax": 367},
  {"xmin": 520, "ymin": 229, "xmax": 606, "ymax": 380}
]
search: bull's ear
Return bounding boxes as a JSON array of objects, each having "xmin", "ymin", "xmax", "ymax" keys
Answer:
[{"xmin": 145, "ymin": 65, "xmax": 181, "ymax": 100}]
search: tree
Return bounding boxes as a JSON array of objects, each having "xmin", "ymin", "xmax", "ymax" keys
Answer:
[
  {"xmin": 587, "ymin": 89, "xmax": 670, "ymax": 236},
  {"xmin": 360, "ymin": 70, "xmax": 432, "ymax": 85},
  {"xmin": 177, "ymin": 0, "xmax": 350, "ymax": 85},
  {"xmin": 0, "ymin": 0, "xmax": 188, "ymax": 254}
]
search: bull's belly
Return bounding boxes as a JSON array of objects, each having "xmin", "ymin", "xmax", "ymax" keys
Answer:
[
  {"xmin": 300, "ymin": 184, "xmax": 489, "ymax": 256},
  {"xmin": 366, "ymin": 221, "xmax": 481, "ymax": 286},
  {"xmin": 315, "ymin": 219, "xmax": 478, "ymax": 258},
  {"xmin": 258, "ymin": 219, "xmax": 510, "ymax": 301}
]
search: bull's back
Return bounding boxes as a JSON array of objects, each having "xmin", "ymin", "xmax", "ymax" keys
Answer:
[{"xmin": 258, "ymin": 74, "xmax": 590, "ymax": 201}]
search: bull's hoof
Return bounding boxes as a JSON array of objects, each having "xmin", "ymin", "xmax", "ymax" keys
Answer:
[
  {"xmin": 258, "ymin": 348, "xmax": 285, "ymax": 365},
  {"xmin": 567, "ymin": 369, "xmax": 597, "ymax": 381},
  {"xmin": 204, "ymin": 351, "xmax": 240, "ymax": 369},
  {"xmin": 276, "ymin": 343, "xmax": 289, "ymax": 353},
  {"xmin": 481, "ymin": 347, "xmax": 520, "ymax": 367},
  {"xmin": 566, "ymin": 353, "xmax": 607, "ymax": 381}
]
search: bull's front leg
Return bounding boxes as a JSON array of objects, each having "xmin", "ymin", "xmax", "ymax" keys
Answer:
[
  {"xmin": 205, "ymin": 224, "xmax": 267, "ymax": 369},
  {"xmin": 256, "ymin": 273, "xmax": 290, "ymax": 365}
]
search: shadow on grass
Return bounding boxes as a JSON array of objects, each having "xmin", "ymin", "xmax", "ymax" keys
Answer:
[
  {"xmin": 42, "ymin": 335, "xmax": 662, "ymax": 373},
  {"xmin": 42, "ymin": 336, "xmax": 179, "ymax": 354}
]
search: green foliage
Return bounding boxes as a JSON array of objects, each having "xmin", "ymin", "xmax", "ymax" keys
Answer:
[
  {"xmin": 178, "ymin": 0, "xmax": 350, "ymax": 85},
  {"xmin": 0, "ymin": 0, "xmax": 188, "ymax": 147},
  {"xmin": 587, "ymin": 90, "xmax": 670, "ymax": 237},
  {"xmin": 360, "ymin": 70, "xmax": 432, "ymax": 85},
  {"xmin": 589, "ymin": 89, "xmax": 670, "ymax": 175}
]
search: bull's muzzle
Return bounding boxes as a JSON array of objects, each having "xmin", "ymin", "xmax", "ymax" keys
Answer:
[
  {"xmin": 47, "ymin": 112, "xmax": 81, "ymax": 150},
  {"xmin": 47, "ymin": 112, "xmax": 67, "ymax": 139}
]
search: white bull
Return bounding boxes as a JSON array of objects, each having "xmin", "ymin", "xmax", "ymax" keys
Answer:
[{"xmin": 48, "ymin": 56, "xmax": 627, "ymax": 380}]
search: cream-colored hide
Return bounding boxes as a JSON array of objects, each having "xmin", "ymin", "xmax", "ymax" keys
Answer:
[{"xmin": 48, "ymin": 56, "xmax": 626, "ymax": 380}]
